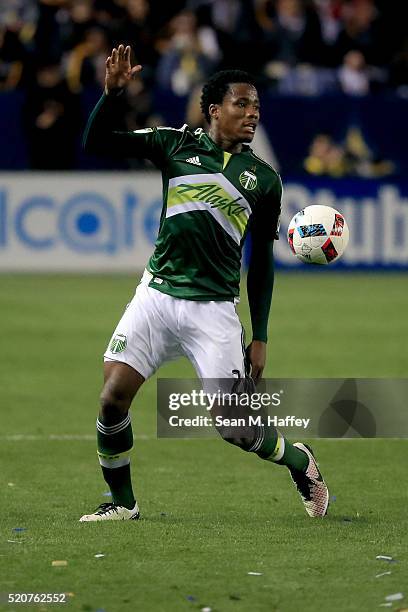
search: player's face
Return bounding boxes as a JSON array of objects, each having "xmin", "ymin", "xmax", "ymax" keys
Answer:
[{"xmin": 211, "ymin": 83, "xmax": 260, "ymax": 143}]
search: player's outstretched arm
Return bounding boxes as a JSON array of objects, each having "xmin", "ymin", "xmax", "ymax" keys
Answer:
[{"xmin": 83, "ymin": 45, "xmax": 151, "ymax": 158}]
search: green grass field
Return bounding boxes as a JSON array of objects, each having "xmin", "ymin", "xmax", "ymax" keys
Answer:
[{"xmin": 1, "ymin": 273, "xmax": 407, "ymax": 612}]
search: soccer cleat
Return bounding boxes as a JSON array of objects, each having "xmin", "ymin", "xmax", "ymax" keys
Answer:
[
  {"xmin": 79, "ymin": 502, "xmax": 140, "ymax": 522},
  {"xmin": 289, "ymin": 443, "xmax": 329, "ymax": 517}
]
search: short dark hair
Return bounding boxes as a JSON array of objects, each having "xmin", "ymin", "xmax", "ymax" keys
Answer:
[{"xmin": 200, "ymin": 70, "xmax": 256, "ymax": 124}]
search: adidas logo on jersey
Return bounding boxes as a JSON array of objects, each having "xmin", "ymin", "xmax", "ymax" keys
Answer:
[{"xmin": 185, "ymin": 156, "xmax": 201, "ymax": 166}]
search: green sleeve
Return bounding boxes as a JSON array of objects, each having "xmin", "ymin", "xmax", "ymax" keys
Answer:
[
  {"xmin": 247, "ymin": 239, "xmax": 275, "ymax": 343},
  {"xmin": 246, "ymin": 171, "xmax": 282, "ymax": 342},
  {"xmin": 83, "ymin": 92, "xmax": 186, "ymax": 167}
]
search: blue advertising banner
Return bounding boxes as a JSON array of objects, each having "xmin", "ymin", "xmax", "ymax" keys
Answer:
[
  {"xmin": 0, "ymin": 172, "xmax": 407, "ymax": 271},
  {"xmin": 273, "ymin": 178, "xmax": 408, "ymax": 270}
]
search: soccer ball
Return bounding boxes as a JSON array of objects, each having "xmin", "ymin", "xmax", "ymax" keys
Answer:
[{"xmin": 287, "ymin": 205, "xmax": 349, "ymax": 264}]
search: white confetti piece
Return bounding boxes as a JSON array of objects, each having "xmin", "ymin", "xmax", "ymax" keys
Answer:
[
  {"xmin": 375, "ymin": 571, "xmax": 392, "ymax": 578},
  {"xmin": 385, "ymin": 593, "xmax": 404, "ymax": 602},
  {"xmin": 94, "ymin": 554, "xmax": 105, "ymax": 558},
  {"xmin": 376, "ymin": 555, "xmax": 394, "ymax": 561},
  {"xmin": 248, "ymin": 572, "xmax": 263, "ymax": 576}
]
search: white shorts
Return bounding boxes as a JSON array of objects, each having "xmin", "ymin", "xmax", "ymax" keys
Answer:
[{"xmin": 104, "ymin": 271, "xmax": 246, "ymax": 380}]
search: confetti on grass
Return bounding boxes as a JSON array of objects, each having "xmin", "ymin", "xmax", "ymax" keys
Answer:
[
  {"xmin": 375, "ymin": 571, "xmax": 392, "ymax": 578},
  {"xmin": 12, "ymin": 528, "xmax": 26, "ymax": 532},
  {"xmin": 385, "ymin": 593, "xmax": 404, "ymax": 602},
  {"xmin": 376, "ymin": 555, "xmax": 397, "ymax": 563},
  {"xmin": 248, "ymin": 572, "xmax": 263, "ymax": 576},
  {"xmin": 94, "ymin": 554, "xmax": 105, "ymax": 558},
  {"xmin": 52, "ymin": 560, "xmax": 68, "ymax": 567}
]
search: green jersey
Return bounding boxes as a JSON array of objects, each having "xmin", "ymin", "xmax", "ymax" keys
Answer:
[{"xmin": 84, "ymin": 95, "xmax": 282, "ymax": 301}]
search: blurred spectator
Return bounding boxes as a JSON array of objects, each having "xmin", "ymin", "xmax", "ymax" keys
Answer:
[
  {"xmin": 23, "ymin": 63, "xmax": 80, "ymax": 169},
  {"xmin": 257, "ymin": 0, "xmax": 326, "ymax": 74},
  {"xmin": 344, "ymin": 125, "xmax": 394, "ymax": 176},
  {"xmin": 304, "ymin": 133, "xmax": 348, "ymax": 177},
  {"xmin": 66, "ymin": 25, "xmax": 110, "ymax": 92},
  {"xmin": 338, "ymin": 49, "xmax": 369, "ymax": 95},
  {"xmin": 59, "ymin": 0, "xmax": 98, "ymax": 52},
  {"xmin": 304, "ymin": 128, "xmax": 394, "ymax": 177},
  {"xmin": 202, "ymin": 0, "xmax": 258, "ymax": 72},
  {"xmin": 146, "ymin": 0, "xmax": 187, "ymax": 32},
  {"xmin": 0, "ymin": 0, "xmax": 36, "ymax": 21},
  {"xmin": 276, "ymin": 64, "xmax": 338, "ymax": 95},
  {"xmin": 156, "ymin": 11, "xmax": 216, "ymax": 96},
  {"xmin": 111, "ymin": 0, "xmax": 158, "ymax": 84},
  {"xmin": 0, "ymin": 25, "xmax": 25, "ymax": 90},
  {"xmin": 313, "ymin": 0, "xmax": 343, "ymax": 46},
  {"xmin": 332, "ymin": 0, "xmax": 382, "ymax": 66},
  {"xmin": 33, "ymin": 0, "xmax": 67, "ymax": 66},
  {"xmin": 93, "ymin": 0, "xmax": 127, "ymax": 24}
]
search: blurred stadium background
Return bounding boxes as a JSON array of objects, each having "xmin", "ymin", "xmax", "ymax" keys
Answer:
[
  {"xmin": 1, "ymin": 0, "xmax": 407, "ymax": 271},
  {"xmin": 1, "ymin": 2, "xmax": 407, "ymax": 611}
]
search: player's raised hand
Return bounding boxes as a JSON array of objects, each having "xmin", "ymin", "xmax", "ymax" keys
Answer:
[{"xmin": 105, "ymin": 45, "xmax": 142, "ymax": 94}]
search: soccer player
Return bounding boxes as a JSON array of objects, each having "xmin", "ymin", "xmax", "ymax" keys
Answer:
[{"xmin": 79, "ymin": 45, "xmax": 329, "ymax": 521}]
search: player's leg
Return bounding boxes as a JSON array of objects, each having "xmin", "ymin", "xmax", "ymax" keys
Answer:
[
  {"xmin": 80, "ymin": 276, "xmax": 183, "ymax": 522},
  {"xmin": 180, "ymin": 300, "xmax": 329, "ymax": 517},
  {"xmin": 97, "ymin": 362, "xmax": 144, "ymax": 509},
  {"xmin": 80, "ymin": 362, "xmax": 143, "ymax": 522}
]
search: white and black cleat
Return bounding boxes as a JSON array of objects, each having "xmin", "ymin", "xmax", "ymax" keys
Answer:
[
  {"xmin": 79, "ymin": 502, "xmax": 140, "ymax": 522},
  {"xmin": 289, "ymin": 443, "xmax": 329, "ymax": 517}
]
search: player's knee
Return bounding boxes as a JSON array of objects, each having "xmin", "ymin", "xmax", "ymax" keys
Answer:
[
  {"xmin": 216, "ymin": 427, "xmax": 255, "ymax": 452},
  {"xmin": 99, "ymin": 385, "xmax": 130, "ymax": 422}
]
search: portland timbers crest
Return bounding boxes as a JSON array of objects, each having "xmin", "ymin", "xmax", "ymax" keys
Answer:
[
  {"xmin": 109, "ymin": 333, "xmax": 127, "ymax": 353},
  {"xmin": 239, "ymin": 169, "xmax": 257, "ymax": 190}
]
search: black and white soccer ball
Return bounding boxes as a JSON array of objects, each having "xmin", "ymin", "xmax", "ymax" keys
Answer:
[{"xmin": 287, "ymin": 205, "xmax": 349, "ymax": 264}]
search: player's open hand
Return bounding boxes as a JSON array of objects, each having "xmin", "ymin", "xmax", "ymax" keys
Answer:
[
  {"xmin": 246, "ymin": 340, "xmax": 267, "ymax": 384},
  {"xmin": 105, "ymin": 45, "xmax": 142, "ymax": 94}
]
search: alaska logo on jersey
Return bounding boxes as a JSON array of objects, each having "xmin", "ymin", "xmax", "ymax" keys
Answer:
[
  {"xmin": 239, "ymin": 170, "xmax": 257, "ymax": 190},
  {"xmin": 166, "ymin": 174, "xmax": 253, "ymax": 245},
  {"xmin": 175, "ymin": 183, "xmax": 247, "ymax": 216}
]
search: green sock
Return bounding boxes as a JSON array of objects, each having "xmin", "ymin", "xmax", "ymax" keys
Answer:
[
  {"xmin": 97, "ymin": 414, "xmax": 135, "ymax": 509},
  {"xmin": 276, "ymin": 443, "xmax": 308, "ymax": 471},
  {"xmin": 256, "ymin": 429, "xmax": 308, "ymax": 472}
]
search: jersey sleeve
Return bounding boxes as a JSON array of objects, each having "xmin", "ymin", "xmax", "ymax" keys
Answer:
[
  {"xmin": 83, "ymin": 93, "xmax": 186, "ymax": 168},
  {"xmin": 250, "ymin": 172, "xmax": 283, "ymax": 241}
]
